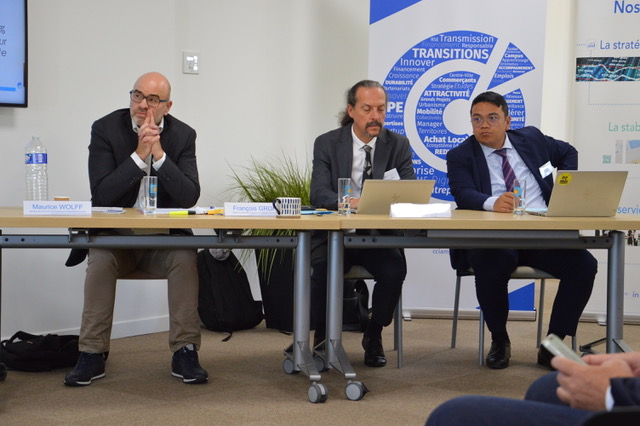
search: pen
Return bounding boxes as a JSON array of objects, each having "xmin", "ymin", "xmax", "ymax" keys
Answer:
[{"xmin": 169, "ymin": 210, "xmax": 196, "ymax": 215}]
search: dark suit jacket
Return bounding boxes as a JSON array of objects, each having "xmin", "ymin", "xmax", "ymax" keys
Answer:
[
  {"xmin": 66, "ymin": 108, "xmax": 200, "ymax": 266},
  {"xmin": 611, "ymin": 377, "xmax": 640, "ymax": 406},
  {"xmin": 446, "ymin": 126, "xmax": 578, "ymax": 269},
  {"xmin": 89, "ymin": 108, "xmax": 200, "ymax": 208},
  {"xmin": 310, "ymin": 125, "xmax": 416, "ymax": 251}
]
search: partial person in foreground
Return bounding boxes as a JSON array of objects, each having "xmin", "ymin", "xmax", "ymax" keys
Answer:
[
  {"xmin": 64, "ymin": 71, "xmax": 207, "ymax": 386},
  {"xmin": 310, "ymin": 79, "xmax": 415, "ymax": 367},
  {"xmin": 446, "ymin": 91, "xmax": 597, "ymax": 369},
  {"xmin": 425, "ymin": 351, "xmax": 640, "ymax": 425}
]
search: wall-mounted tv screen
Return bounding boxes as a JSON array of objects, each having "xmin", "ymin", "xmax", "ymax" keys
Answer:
[{"xmin": 0, "ymin": 0, "xmax": 28, "ymax": 107}]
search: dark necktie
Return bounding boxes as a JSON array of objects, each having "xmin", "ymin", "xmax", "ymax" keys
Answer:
[
  {"xmin": 362, "ymin": 144, "xmax": 372, "ymax": 188},
  {"xmin": 495, "ymin": 148, "xmax": 515, "ymax": 192}
]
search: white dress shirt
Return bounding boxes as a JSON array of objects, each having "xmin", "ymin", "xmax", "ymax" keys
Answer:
[
  {"xmin": 350, "ymin": 125, "xmax": 377, "ymax": 198},
  {"xmin": 480, "ymin": 135, "xmax": 546, "ymax": 211}
]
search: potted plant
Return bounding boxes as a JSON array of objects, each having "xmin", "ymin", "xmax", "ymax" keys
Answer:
[{"xmin": 228, "ymin": 153, "xmax": 311, "ymax": 331}]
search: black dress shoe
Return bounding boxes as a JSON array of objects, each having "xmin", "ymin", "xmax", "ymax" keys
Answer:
[
  {"xmin": 537, "ymin": 345, "xmax": 556, "ymax": 370},
  {"xmin": 486, "ymin": 340, "xmax": 511, "ymax": 369},
  {"xmin": 362, "ymin": 335, "xmax": 387, "ymax": 368}
]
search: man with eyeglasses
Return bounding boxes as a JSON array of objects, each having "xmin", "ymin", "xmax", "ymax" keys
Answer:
[
  {"xmin": 64, "ymin": 72, "xmax": 207, "ymax": 386},
  {"xmin": 446, "ymin": 91, "xmax": 597, "ymax": 370}
]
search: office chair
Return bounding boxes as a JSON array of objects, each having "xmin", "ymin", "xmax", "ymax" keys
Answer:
[{"xmin": 451, "ymin": 266, "xmax": 576, "ymax": 365}]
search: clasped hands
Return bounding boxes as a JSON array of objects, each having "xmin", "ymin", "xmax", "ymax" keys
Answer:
[{"xmin": 136, "ymin": 109, "xmax": 164, "ymax": 163}]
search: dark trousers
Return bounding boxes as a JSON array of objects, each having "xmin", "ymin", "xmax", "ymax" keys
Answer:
[
  {"xmin": 311, "ymin": 246, "xmax": 406, "ymax": 332},
  {"xmin": 426, "ymin": 372, "xmax": 593, "ymax": 426},
  {"xmin": 464, "ymin": 248, "xmax": 597, "ymax": 339}
]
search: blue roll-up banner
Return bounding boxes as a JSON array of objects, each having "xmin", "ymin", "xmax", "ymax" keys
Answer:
[
  {"xmin": 369, "ymin": 0, "xmax": 548, "ymax": 316},
  {"xmin": 574, "ymin": 0, "xmax": 640, "ymax": 321}
]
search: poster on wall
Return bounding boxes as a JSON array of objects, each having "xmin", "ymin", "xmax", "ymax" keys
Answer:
[
  {"xmin": 369, "ymin": 0, "xmax": 548, "ymax": 313},
  {"xmin": 574, "ymin": 0, "xmax": 640, "ymax": 321}
]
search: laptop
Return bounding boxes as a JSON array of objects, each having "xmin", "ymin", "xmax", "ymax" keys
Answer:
[
  {"xmin": 356, "ymin": 180, "xmax": 435, "ymax": 215},
  {"xmin": 525, "ymin": 171, "xmax": 627, "ymax": 217}
]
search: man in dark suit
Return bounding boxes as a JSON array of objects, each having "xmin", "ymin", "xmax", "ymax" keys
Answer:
[
  {"xmin": 310, "ymin": 80, "xmax": 416, "ymax": 367},
  {"xmin": 426, "ymin": 352, "xmax": 640, "ymax": 425},
  {"xmin": 446, "ymin": 91, "xmax": 597, "ymax": 369},
  {"xmin": 64, "ymin": 72, "xmax": 208, "ymax": 386}
]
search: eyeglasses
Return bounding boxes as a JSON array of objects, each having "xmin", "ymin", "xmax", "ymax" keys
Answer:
[
  {"xmin": 129, "ymin": 90, "xmax": 168, "ymax": 108},
  {"xmin": 470, "ymin": 115, "xmax": 502, "ymax": 127}
]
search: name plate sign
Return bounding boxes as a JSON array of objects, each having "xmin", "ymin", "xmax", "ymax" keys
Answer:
[
  {"xmin": 223, "ymin": 202, "xmax": 276, "ymax": 217},
  {"xmin": 23, "ymin": 201, "xmax": 92, "ymax": 216}
]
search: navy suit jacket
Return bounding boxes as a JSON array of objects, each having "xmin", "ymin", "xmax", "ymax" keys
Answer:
[
  {"xmin": 310, "ymin": 125, "xmax": 416, "ymax": 251},
  {"xmin": 446, "ymin": 126, "xmax": 578, "ymax": 269},
  {"xmin": 611, "ymin": 377, "xmax": 640, "ymax": 406},
  {"xmin": 446, "ymin": 126, "xmax": 577, "ymax": 210}
]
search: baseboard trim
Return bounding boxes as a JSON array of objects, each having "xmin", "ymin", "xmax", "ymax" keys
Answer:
[
  {"xmin": 404, "ymin": 308, "xmax": 536, "ymax": 321},
  {"xmin": 111, "ymin": 316, "xmax": 170, "ymax": 339},
  {"xmin": 404, "ymin": 308, "xmax": 640, "ymax": 325}
]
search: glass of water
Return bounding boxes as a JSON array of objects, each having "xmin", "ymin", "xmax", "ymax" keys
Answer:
[
  {"xmin": 338, "ymin": 178, "xmax": 352, "ymax": 215},
  {"xmin": 513, "ymin": 179, "xmax": 526, "ymax": 215}
]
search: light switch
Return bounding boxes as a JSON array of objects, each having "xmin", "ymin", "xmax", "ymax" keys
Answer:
[{"xmin": 182, "ymin": 51, "xmax": 199, "ymax": 74}]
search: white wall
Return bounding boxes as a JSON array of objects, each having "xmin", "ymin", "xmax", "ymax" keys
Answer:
[
  {"xmin": 0, "ymin": 0, "xmax": 369, "ymax": 339},
  {"xmin": 0, "ymin": 0, "xmax": 572, "ymax": 339}
]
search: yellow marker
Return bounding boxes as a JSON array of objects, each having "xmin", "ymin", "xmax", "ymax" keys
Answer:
[{"xmin": 169, "ymin": 210, "xmax": 196, "ymax": 215}]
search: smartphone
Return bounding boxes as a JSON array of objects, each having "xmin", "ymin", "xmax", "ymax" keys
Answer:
[{"xmin": 541, "ymin": 334, "xmax": 586, "ymax": 365}]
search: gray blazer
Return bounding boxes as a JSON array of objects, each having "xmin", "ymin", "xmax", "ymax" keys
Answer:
[
  {"xmin": 310, "ymin": 125, "xmax": 416, "ymax": 252},
  {"xmin": 310, "ymin": 125, "xmax": 416, "ymax": 210}
]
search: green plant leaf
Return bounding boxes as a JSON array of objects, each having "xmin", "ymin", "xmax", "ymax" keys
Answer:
[{"xmin": 226, "ymin": 152, "xmax": 311, "ymax": 278}]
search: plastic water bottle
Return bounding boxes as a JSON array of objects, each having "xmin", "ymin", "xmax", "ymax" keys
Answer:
[{"xmin": 25, "ymin": 136, "xmax": 49, "ymax": 201}]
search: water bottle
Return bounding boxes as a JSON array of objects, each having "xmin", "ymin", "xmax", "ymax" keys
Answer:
[{"xmin": 25, "ymin": 136, "xmax": 49, "ymax": 201}]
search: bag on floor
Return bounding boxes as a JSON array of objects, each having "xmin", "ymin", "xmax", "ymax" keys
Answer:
[
  {"xmin": 342, "ymin": 279, "xmax": 370, "ymax": 332},
  {"xmin": 0, "ymin": 331, "xmax": 80, "ymax": 372},
  {"xmin": 197, "ymin": 249, "xmax": 263, "ymax": 339}
]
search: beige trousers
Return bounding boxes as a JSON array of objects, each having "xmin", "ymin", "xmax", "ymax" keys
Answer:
[{"xmin": 79, "ymin": 245, "xmax": 201, "ymax": 353}]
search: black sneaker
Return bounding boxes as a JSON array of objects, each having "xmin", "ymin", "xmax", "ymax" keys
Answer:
[
  {"xmin": 171, "ymin": 345, "xmax": 208, "ymax": 384},
  {"xmin": 64, "ymin": 352, "xmax": 106, "ymax": 386}
]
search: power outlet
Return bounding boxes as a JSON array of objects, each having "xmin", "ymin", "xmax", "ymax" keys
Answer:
[{"xmin": 182, "ymin": 51, "xmax": 199, "ymax": 74}]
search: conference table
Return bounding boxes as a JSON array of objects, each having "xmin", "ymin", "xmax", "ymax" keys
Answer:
[
  {"xmin": 321, "ymin": 210, "xmax": 640, "ymax": 393},
  {"xmin": 0, "ymin": 207, "xmax": 340, "ymax": 401},
  {"xmin": 2, "ymin": 207, "xmax": 640, "ymax": 402}
]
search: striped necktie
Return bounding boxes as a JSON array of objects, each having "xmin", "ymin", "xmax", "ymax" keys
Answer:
[
  {"xmin": 495, "ymin": 148, "xmax": 515, "ymax": 192},
  {"xmin": 362, "ymin": 144, "xmax": 372, "ymax": 188}
]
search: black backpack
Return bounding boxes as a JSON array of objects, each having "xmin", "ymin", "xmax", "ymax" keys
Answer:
[
  {"xmin": 197, "ymin": 250, "xmax": 263, "ymax": 339},
  {"xmin": 0, "ymin": 331, "xmax": 80, "ymax": 372},
  {"xmin": 342, "ymin": 279, "xmax": 370, "ymax": 332}
]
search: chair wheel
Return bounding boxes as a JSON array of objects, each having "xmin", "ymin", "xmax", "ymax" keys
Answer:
[
  {"xmin": 345, "ymin": 381, "xmax": 368, "ymax": 401},
  {"xmin": 282, "ymin": 358, "xmax": 299, "ymax": 375},
  {"xmin": 308, "ymin": 383, "xmax": 328, "ymax": 403},
  {"xmin": 313, "ymin": 353, "xmax": 329, "ymax": 372}
]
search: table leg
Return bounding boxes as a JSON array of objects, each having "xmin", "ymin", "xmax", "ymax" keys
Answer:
[
  {"xmin": 0, "ymin": 229, "xmax": 5, "ymax": 380},
  {"xmin": 284, "ymin": 231, "xmax": 321, "ymax": 383},
  {"xmin": 326, "ymin": 230, "xmax": 356, "ymax": 379},
  {"xmin": 607, "ymin": 230, "xmax": 627, "ymax": 353}
]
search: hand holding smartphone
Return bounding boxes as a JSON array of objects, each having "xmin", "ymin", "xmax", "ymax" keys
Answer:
[{"xmin": 541, "ymin": 334, "xmax": 586, "ymax": 365}]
